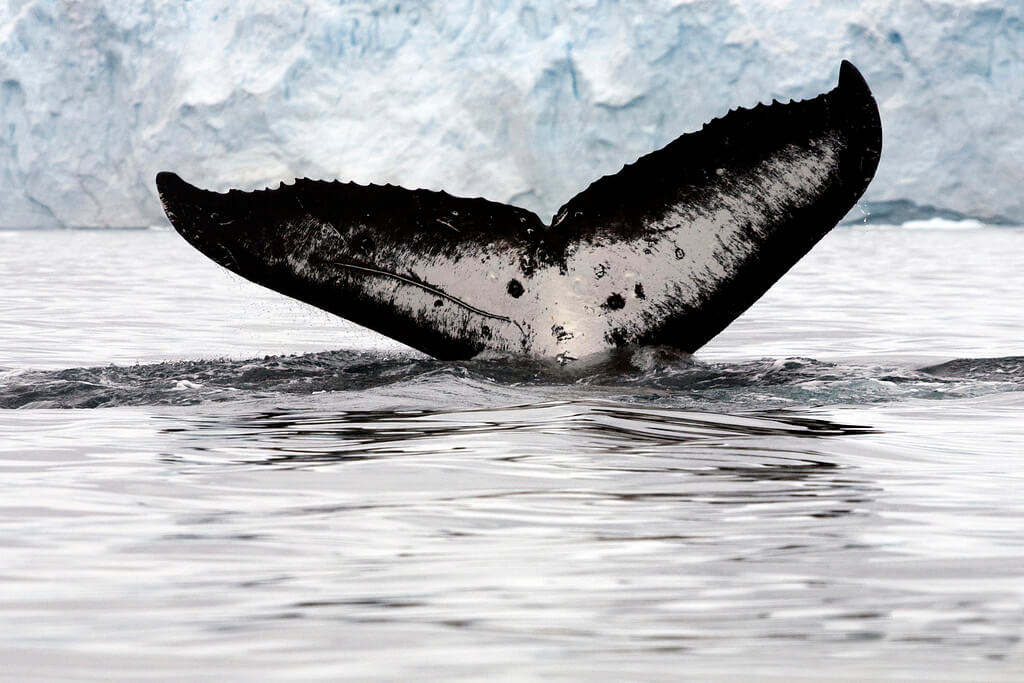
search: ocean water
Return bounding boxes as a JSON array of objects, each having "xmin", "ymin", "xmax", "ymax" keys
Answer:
[{"xmin": 1, "ymin": 225, "xmax": 1022, "ymax": 680}]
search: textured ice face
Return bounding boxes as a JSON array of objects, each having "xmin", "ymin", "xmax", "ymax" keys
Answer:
[{"xmin": 2, "ymin": 0, "xmax": 1022, "ymax": 228}]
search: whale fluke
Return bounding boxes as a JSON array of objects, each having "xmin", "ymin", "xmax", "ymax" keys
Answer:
[{"xmin": 158, "ymin": 61, "xmax": 882, "ymax": 361}]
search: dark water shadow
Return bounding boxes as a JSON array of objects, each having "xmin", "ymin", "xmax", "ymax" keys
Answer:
[
  {"xmin": 153, "ymin": 399, "xmax": 877, "ymax": 474},
  {"xmin": 3, "ymin": 348, "xmax": 1021, "ymax": 409}
]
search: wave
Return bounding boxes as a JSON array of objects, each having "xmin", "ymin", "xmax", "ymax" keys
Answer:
[{"xmin": 1, "ymin": 348, "xmax": 1021, "ymax": 410}]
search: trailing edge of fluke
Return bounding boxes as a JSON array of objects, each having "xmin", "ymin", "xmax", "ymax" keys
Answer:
[{"xmin": 158, "ymin": 60, "xmax": 882, "ymax": 361}]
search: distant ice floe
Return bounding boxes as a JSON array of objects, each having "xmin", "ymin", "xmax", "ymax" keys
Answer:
[
  {"xmin": 901, "ymin": 218, "xmax": 988, "ymax": 230},
  {"xmin": 850, "ymin": 218, "xmax": 998, "ymax": 230}
]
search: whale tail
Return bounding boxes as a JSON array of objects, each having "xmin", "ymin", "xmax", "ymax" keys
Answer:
[{"xmin": 158, "ymin": 61, "xmax": 882, "ymax": 360}]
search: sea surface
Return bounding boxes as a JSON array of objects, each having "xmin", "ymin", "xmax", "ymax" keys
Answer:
[{"xmin": 1, "ymin": 224, "xmax": 1022, "ymax": 680}]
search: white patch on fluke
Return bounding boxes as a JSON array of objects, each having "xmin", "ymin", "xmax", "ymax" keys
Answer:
[{"xmin": 272, "ymin": 136, "xmax": 841, "ymax": 359}]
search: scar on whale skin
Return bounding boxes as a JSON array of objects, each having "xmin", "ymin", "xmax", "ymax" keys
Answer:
[{"xmin": 157, "ymin": 61, "xmax": 881, "ymax": 361}]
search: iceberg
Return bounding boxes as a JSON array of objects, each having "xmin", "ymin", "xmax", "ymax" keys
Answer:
[{"xmin": 1, "ymin": 0, "xmax": 1021, "ymax": 228}]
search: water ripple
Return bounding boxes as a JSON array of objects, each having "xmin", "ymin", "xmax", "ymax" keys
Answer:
[
  {"xmin": 2, "ymin": 229, "xmax": 1023, "ymax": 678},
  {"xmin": 2, "ymin": 349, "xmax": 1020, "ymax": 410}
]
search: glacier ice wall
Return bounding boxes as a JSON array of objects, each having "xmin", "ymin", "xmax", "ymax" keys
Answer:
[{"xmin": 1, "ymin": 0, "xmax": 1022, "ymax": 228}]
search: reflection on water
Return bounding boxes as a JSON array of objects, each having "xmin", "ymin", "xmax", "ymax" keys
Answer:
[
  {"xmin": 3, "ymin": 398, "xmax": 1022, "ymax": 679},
  {"xmin": 161, "ymin": 401, "xmax": 874, "ymax": 469}
]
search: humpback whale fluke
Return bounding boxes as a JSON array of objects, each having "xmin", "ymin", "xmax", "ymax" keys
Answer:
[{"xmin": 158, "ymin": 61, "xmax": 882, "ymax": 361}]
